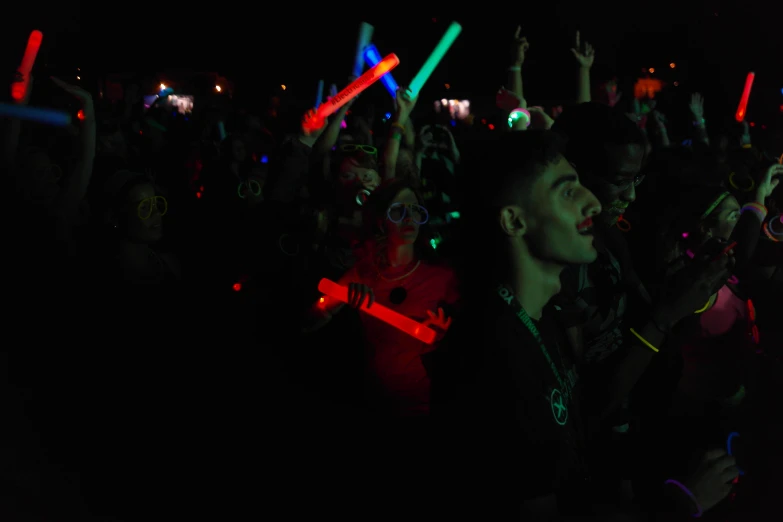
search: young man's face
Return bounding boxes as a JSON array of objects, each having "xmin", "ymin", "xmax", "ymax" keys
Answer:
[
  {"xmin": 589, "ymin": 143, "xmax": 645, "ymax": 226},
  {"xmin": 522, "ymin": 155, "xmax": 603, "ymax": 266}
]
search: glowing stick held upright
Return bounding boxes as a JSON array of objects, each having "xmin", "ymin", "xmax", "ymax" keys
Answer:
[
  {"xmin": 363, "ymin": 44, "xmax": 399, "ymax": 98},
  {"xmin": 302, "ymin": 54, "xmax": 400, "ymax": 133},
  {"xmin": 735, "ymin": 72, "xmax": 755, "ymax": 122},
  {"xmin": 315, "ymin": 79, "xmax": 324, "ymax": 109},
  {"xmin": 353, "ymin": 22, "xmax": 374, "ymax": 78},
  {"xmin": 408, "ymin": 22, "xmax": 462, "ymax": 98},
  {"xmin": 318, "ymin": 278, "xmax": 437, "ymax": 344},
  {"xmin": 11, "ymin": 30, "xmax": 43, "ymax": 102}
]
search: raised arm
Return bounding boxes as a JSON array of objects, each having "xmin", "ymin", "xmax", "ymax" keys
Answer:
[{"xmin": 571, "ymin": 31, "xmax": 595, "ymax": 104}]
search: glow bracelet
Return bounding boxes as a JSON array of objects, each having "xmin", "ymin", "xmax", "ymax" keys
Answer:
[
  {"xmin": 735, "ymin": 72, "xmax": 755, "ymax": 122},
  {"xmin": 315, "ymin": 79, "xmax": 324, "ymax": 109},
  {"xmin": 353, "ymin": 22, "xmax": 374, "ymax": 78},
  {"xmin": 363, "ymin": 44, "xmax": 399, "ymax": 98},
  {"xmin": 408, "ymin": 21, "xmax": 462, "ymax": 98},
  {"xmin": 726, "ymin": 431, "xmax": 745, "ymax": 475},
  {"xmin": 11, "ymin": 30, "xmax": 43, "ymax": 102},
  {"xmin": 664, "ymin": 479, "xmax": 703, "ymax": 518},
  {"xmin": 317, "ymin": 278, "xmax": 437, "ymax": 344},
  {"xmin": 302, "ymin": 54, "xmax": 400, "ymax": 133},
  {"xmin": 0, "ymin": 102, "xmax": 71, "ymax": 126},
  {"xmin": 508, "ymin": 107, "xmax": 530, "ymax": 128}
]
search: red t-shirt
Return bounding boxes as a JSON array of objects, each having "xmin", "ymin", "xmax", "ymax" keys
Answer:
[{"xmin": 338, "ymin": 257, "xmax": 459, "ymax": 416}]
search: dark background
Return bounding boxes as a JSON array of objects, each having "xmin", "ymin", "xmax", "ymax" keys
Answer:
[{"xmin": 5, "ymin": 2, "xmax": 783, "ymax": 139}]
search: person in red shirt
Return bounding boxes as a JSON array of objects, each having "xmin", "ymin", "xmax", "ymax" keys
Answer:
[{"xmin": 305, "ymin": 179, "xmax": 458, "ymax": 417}]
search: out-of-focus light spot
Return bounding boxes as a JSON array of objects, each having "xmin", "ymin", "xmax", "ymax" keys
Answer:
[
  {"xmin": 260, "ymin": 155, "xmax": 269, "ymax": 164},
  {"xmin": 233, "ymin": 283, "xmax": 242, "ymax": 292},
  {"xmin": 215, "ymin": 85, "xmax": 222, "ymax": 92},
  {"xmin": 281, "ymin": 84, "xmax": 286, "ymax": 90},
  {"xmin": 649, "ymin": 68, "xmax": 655, "ymax": 74},
  {"xmin": 669, "ymin": 63, "xmax": 676, "ymax": 69}
]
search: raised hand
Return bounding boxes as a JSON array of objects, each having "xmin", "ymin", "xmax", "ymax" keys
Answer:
[
  {"xmin": 755, "ymin": 164, "xmax": 783, "ymax": 202},
  {"xmin": 689, "ymin": 93, "xmax": 705, "ymax": 122},
  {"xmin": 50, "ymin": 77, "xmax": 92, "ymax": 107},
  {"xmin": 395, "ymin": 87, "xmax": 418, "ymax": 123},
  {"xmin": 347, "ymin": 283, "xmax": 374, "ymax": 309},
  {"xmin": 511, "ymin": 26, "xmax": 530, "ymax": 66},
  {"xmin": 570, "ymin": 31, "xmax": 595, "ymax": 69},
  {"xmin": 422, "ymin": 307, "xmax": 452, "ymax": 331},
  {"xmin": 684, "ymin": 449, "xmax": 740, "ymax": 513}
]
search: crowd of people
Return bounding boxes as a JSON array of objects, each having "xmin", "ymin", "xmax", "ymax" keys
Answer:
[{"xmin": 2, "ymin": 22, "xmax": 782, "ymax": 521}]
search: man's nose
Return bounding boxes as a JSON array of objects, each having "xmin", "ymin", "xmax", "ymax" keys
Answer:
[{"xmin": 621, "ymin": 183, "xmax": 636, "ymax": 203}]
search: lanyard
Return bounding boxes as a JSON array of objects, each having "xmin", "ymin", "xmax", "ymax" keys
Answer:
[{"xmin": 496, "ymin": 284, "xmax": 572, "ymax": 403}]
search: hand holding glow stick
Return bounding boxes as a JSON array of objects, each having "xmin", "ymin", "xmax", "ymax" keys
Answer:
[
  {"xmin": 0, "ymin": 102, "xmax": 71, "ymax": 126},
  {"xmin": 315, "ymin": 79, "xmax": 324, "ymax": 109},
  {"xmin": 353, "ymin": 22, "xmax": 375, "ymax": 78},
  {"xmin": 408, "ymin": 22, "xmax": 462, "ymax": 98},
  {"xmin": 11, "ymin": 30, "xmax": 43, "ymax": 102},
  {"xmin": 735, "ymin": 72, "xmax": 755, "ymax": 122},
  {"xmin": 363, "ymin": 44, "xmax": 399, "ymax": 99},
  {"xmin": 318, "ymin": 278, "xmax": 437, "ymax": 344},
  {"xmin": 302, "ymin": 54, "xmax": 400, "ymax": 133}
]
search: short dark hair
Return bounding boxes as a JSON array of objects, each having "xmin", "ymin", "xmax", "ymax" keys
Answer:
[
  {"xmin": 552, "ymin": 102, "xmax": 645, "ymax": 181},
  {"xmin": 477, "ymin": 129, "xmax": 567, "ymax": 211}
]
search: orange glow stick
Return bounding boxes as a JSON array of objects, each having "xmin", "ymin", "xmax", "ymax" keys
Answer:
[
  {"xmin": 735, "ymin": 72, "xmax": 755, "ymax": 122},
  {"xmin": 317, "ymin": 278, "xmax": 437, "ymax": 344},
  {"xmin": 302, "ymin": 54, "xmax": 400, "ymax": 132},
  {"xmin": 11, "ymin": 30, "xmax": 43, "ymax": 102}
]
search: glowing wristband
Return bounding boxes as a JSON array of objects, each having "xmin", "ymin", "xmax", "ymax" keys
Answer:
[
  {"xmin": 744, "ymin": 201, "xmax": 767, "ymax": 214},
  {"xmin": 700, "ymin": 192, "xmax": 730, "ymax": 220},
  {"xmin": 317, "ymin": 278, "xmax": 437, "ymax": 344},
  {"xmin": 726, "ymin": 432, "xmax": 745, "ymax": 475},
  {"xmin": 664, "ymin": 479, "xmax": 703, "ymax": 518},
  {"xmin": 763, "ymin": 222, "xmax": 780, "ymax": 242},
  {"xmin": 408, "ymin": 21, "xmax": 462, "ymax": 98},
  {"xmin": 11, "ymin": 30, "xmax": 43, "ymax": 102},
  {"xmin": 0, "ymin": 102, "xmax": 71, "ymax": 126},
  {"xmin": 363, "ymin": 44, "xmax": 399, "ymax": 98},
  {"xmin": 352, "ymin": 22, "xmax": 374, "ymax": 78},
  {"xmin": 740, "ymin": 204, "xmax": 766, "ymax": 222},
  {"xmin": 302, "ymin": 54, "xmax": 400, "ymax": 133},
  {"xmin": 315, "ymin": 79, "xmax": 324, "ymax": 109},
  {"xmin": 734, "ymin": 72, "xmax": 755, "ymax": 122},
  {"xmin": 630, "ymin": 328, "xmax": 659, "ymax": 353},
  {"xmin": 768, "ymin": 216, "xmax": 783, "ymax": 236},
  {"xmin": 508, "ymin": 108, "xmax": 530, "ymax": 128},
  {"xmin": 616, "ymin": 215, "xmax": 631, "ymax": 232},
  {"xmin": 390, "ymin": 122, "xmax": 406, "ymax": 132},
  {"xmin": 729, "ymin": 172, "xmax": 755, "ymax": 192}
]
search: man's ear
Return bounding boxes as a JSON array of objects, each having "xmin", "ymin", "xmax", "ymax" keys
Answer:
[{"xmin": 499, "ymin": 205, "xmax": 526, "ymax": 237}]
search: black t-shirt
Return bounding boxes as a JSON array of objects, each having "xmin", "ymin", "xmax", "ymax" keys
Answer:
[{"xmin": 433, "ymin": 289, "xmax": 588, "ymax": 516}]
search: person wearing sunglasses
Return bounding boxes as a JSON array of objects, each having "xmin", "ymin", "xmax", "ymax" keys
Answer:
[{"xmin": 304, "ymin": 179, "xmax": 459, "ymax": 418}]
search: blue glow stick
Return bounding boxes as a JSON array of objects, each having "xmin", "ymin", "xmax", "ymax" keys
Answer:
[
  {"xmin": 315, "ymin": 79, "xmax": 324, "ymax": 109},
  {"xmin": 363, "ymin": 44, "xmax": 399, "ymax": 98},
  {"xmin": 726, "ymin": 431, "xmax": 745, "ymax": 475},
  {"xmin": 408, "ymin": 22, "xmax": 462, "ymax": 98},
  {"xmin": 353, "ymin": 22, "xmax": 374, "ymax": 78},
  {"xmin": 0, "ymin": 103, "xmax": 71, "ymax": 126}
]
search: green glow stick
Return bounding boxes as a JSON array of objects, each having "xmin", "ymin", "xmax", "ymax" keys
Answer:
[{"xmin": 408, "ymin": 22, "xmax": 462, "ymax": 98}]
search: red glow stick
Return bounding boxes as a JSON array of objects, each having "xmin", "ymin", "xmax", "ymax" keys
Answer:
[
  {"xmin": 11, "ymin": 30, "xmax": 43, "ymax": 102},
  {"xmin": 317, "ymin": 278, "xmax": 437, "ymax": 344},
  {"xmin": 734, "ymin": 72, "xmax": 755, "ymax": 122},
  {"xmin": 302, "ymin": 54, "xmax": 400, "ymax": 133}
]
